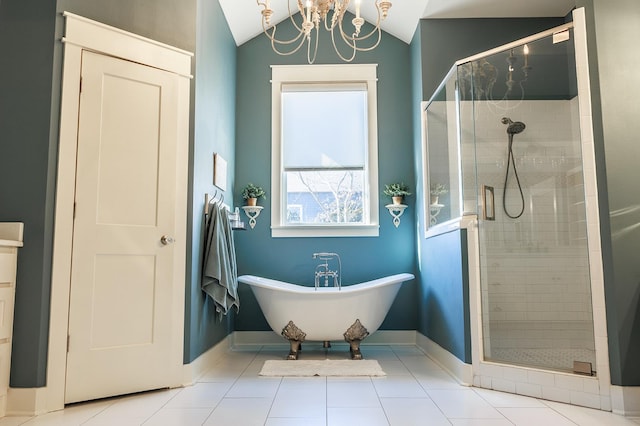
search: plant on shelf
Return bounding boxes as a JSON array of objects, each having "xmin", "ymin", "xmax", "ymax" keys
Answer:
[
  {"xmin": 383, "ymin": 182, "xmax": 411, "ymax": 205},
  {"xmin": 241, "ymin": 183, "xmax": 266, "ymax": 206},
  {"xmin": 430, "ymin": 183, "xmax": 448, "ymax": 205}
]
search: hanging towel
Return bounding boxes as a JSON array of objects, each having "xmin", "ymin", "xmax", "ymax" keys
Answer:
[{"xmin": 202, "ymin": 202, "xmax": 239, "ymax": 320}]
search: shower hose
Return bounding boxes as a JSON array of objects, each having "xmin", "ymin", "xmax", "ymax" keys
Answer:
[{"xmin": 502, "ymin": 134, "xmax": 525, "ymax": 219}]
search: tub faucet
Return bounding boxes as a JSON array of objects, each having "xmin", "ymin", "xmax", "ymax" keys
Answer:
[{"xmin": 313, "ymin": 252, "xmax": 341, "ymax": 290}]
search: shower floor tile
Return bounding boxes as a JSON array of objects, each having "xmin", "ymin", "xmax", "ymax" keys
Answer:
[{"xmin": 488, "ymin": 347, "xmax": 597, "ymax": 372}]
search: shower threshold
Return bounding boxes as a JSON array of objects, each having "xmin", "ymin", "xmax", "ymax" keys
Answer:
[{"xmin": 486, "ymin": 347, "xmax": 596, "ymax": 374}]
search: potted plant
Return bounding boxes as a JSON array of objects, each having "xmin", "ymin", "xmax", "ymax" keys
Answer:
[
  {"xmin": 430, "ymin": 183, "xmax": 448, "ymax": 205},
  {"xmin": 241, "ymin": 183, "xmax": 266, "ymax": 206},
  {"xmin": 383, "ymin": 182, "xmax": 411, "ymax": 205}
]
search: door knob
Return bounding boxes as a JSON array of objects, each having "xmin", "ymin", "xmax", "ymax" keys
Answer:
[{"xmin": 160, "ymin": 235, "xmax": 175, "ymax": 245}]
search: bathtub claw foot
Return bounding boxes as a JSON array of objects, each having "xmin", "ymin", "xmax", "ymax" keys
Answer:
[
  {"xmin": 282, "ymin": 321, "xmax": 306, "ymax": 360},
  {"xmin": 286, "ymin": 341, "xmax": 302, "ymax": 360},
  {"xmin": 343, "ymin": 319, "xmax": 369, "ymax": 360},
  {"xmin": 349, "ymin": 341, "xmax": 363, "ymax": 360}
]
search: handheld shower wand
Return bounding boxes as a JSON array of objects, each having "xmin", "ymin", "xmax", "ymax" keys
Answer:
[{"xmin": 501, "ymin": 117, "xmax": 526, "ymax": 219}]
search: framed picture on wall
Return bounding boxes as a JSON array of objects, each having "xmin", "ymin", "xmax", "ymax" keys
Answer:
[{"xmin": 213, "ymin": 153, "xmax": 227, "ymax": 191}]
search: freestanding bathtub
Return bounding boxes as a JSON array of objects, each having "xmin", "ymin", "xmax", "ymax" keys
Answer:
[{"xmin": 238, "ymin": 273, "xmax": 414, "ymax": 359}]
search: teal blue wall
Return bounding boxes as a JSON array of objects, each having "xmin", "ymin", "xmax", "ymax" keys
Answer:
[
  {"xmin": 233, "ymin": 16, "xmax": 417, "ymax": 333},
  {"xmin": 186, "ymin": 0, "xmax": 237, "ymax": 363},
  {"xmin": 0, "ymin": 0, "xmax": 58, "ymax": 388},
  {"xmin": 411, "ymin": 17, "xmax": 566, "ymax": 364},
  {"xmin": 422, "ymin": 230, "xmax": 471, "ymax": 362}
]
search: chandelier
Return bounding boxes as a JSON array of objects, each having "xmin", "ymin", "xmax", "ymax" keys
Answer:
[{"xmin": 257, "ymin": 0, "xmax": 392, "ymax": 63}]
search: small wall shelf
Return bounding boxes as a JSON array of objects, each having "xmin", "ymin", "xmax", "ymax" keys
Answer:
[
  {"xmin": 241, "ymin": 206, "xmax": 263, "ymax": 229},
  {"xmin": 429, "ymin": 203, "xmax": 444, "ymax": 225},
  {"xmin": 385, "ymin": 204, "xmax": 408, "ymax": 228}
]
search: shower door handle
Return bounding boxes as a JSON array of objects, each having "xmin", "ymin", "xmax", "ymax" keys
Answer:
[{"xmin": 482, "ymin": 185, "xmax": 495, "ymax": 221}]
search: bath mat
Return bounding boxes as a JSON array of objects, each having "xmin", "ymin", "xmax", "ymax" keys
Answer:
[{"xmin": 259, "ymin": 359, "xmax": 386, "ymax": 377}]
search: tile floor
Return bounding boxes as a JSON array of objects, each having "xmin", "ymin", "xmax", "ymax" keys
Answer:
[{"xmin": 2, "ymin": 344, "xmax": 639, "ymax": 426}]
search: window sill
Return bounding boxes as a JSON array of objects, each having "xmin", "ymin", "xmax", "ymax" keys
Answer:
[{"xmin": 271, "ymin": 224, "xmax": 379, "ymax": 238}]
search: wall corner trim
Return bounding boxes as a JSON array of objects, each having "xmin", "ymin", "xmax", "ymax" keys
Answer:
[
  {"xmin": 416, "ymin": 332, "xmax": 473, "ymax": 386},
  {"xmin": 610, "ymin": 385, "xmax": 640, "ymax": 417},
  {"xmin": 182, "ymin": 335, "xmax": 232, "ymax": 386}
]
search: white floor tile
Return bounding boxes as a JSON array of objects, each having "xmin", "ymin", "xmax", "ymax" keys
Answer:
[
  {"xmin": 427, "ymin": 389, "xmax": 505, "ymax": 419},
  {"xmin": 415, "ymin": 369, "xmax": 465, "ymax": 390},
  {"xmin": 269, "ymin": 377, "xmax": 326, "ymax": 419},
  {"xmin": 327, "ymin": 406, "xmax": 389, "ymax": 426},
  {"xmin": 203, "ymin": 397, "xmax": 273, "ymax": 426},
  {"xmin": 82, "ymin": 389, "xmax": 179, "ymax": 425},
  {"xmin": 449, "ymin": 420, "xmax": 514, "ymax": 426},
  {"xmin": 327, "ymin": 378, "xmax": 381, "ymax": 408},
  {"xmin": 543, "ymin": 400, "xmax": 640, "ymax": 425},
  {"xmin": 142, "ymin": 408, "xmax": 212, "ymax": 426},
  {"xmin": 473, "ymin": 387, "xmax": 547, "ymax": 407},
  {"xmin": 226, "ymin": 377, "xmax": 281, "ymax": 398},
  {"xmin": 400, "ymin": 357, "xmax": 447, "ymax": 375},
  {"xmin": 372, "ymin": 377, "xmax": 428, "ymax": 398},
  {"xmin": 375, "ymin": 360, "xmax": 412, "ymax": 376},
  {"xmin": 164, "ymin": 383, "xmax": 231, "ymax": 409},
  {"xmin": 498, "ymin": 407, "xmax": 577, "ymax": 425},
  {"xmin": 380, "ymin": 397, "xmax": 451, "ymax": 426},
  {"xmin": 265, "ymin": 418, "xmax": 326, "ymax": 426},
  {"xmin": 11, "ymin": 345, "xmax": 640, "ymax": 426}
]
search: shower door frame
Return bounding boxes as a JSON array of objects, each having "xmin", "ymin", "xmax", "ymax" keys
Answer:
[{"xmin": 463, "ymin": 9, "xmax": 612, "ymax": 411}]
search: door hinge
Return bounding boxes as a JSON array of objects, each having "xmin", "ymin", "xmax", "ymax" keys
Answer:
[
  {"xmin": 79, "ymin": 77, "xmax": 83, "ymax": 93},
  {"xmin": 73, "ymin": 202, "xmax": 76, "ymax": 219},
  {"xmin": 67, "ymin": 334, "xmax": 70, "ymax": 352}
]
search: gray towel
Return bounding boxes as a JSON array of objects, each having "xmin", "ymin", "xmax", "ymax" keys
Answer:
[{"xmin": 202, "ymin": 202, "xmax": 239, "ymax": 320}]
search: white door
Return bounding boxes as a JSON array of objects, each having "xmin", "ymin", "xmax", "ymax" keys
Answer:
[{"xmin": 65, "ymin": 50, "xmax": 186, "ymax": 404}]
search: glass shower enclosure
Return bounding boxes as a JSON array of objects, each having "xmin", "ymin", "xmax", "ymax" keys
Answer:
[{"xmin": 424, "ymin": 25, "xmax": 596, "ymax": 374}]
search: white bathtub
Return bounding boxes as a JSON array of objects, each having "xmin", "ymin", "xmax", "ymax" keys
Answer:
[{"xmin": 238, "ymin": 273, "xmax": 414, "ymax": 358}]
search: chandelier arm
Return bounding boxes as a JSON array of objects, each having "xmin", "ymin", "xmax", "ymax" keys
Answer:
[
  {"xmin": 262, "ymin": 23, "xmax": 306, "ymax": 46},
  {"xmin": 263, "ymin": 25, "xmax": 308, "ymax": 56},
  {"xmin": 271, "ymin": 33, "xmax": 309, "ymax": 56},
  {"xmin": 339, "ymin": 25, "xmax": 382, "ymax": 52},
  {"xmin": 337, "ymin": 4, "xmax": 384, "ymax": 44},
  {"xmin": 325, "ymin": 1, "xmax": 345, "ymax": 32},
  {"xmin": 336, "ymin": 15, "xmax": 383, "ymax": 52},
  {"xmin": 330, "ymin": 25, "xmax": 357, "ymax": 62},
  {"xmin": 287, "ymin": 0, "xmax": 305, "ymax": 32},
  {"xmin": 307, "ymin": 26, "xmax": 319, "ymax": 64}
]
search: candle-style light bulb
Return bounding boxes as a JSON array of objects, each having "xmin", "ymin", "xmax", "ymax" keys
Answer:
[
  {"xmin": 356, "ymin": 0, "xmax": 361, "ymax": 18},
  {"xmin": 306, "ymin": 0, "xmax": 312, "ymax": 22},
  {"xmin": 523, "ymin": 44, "xmax": 529, "ymax": 67}
]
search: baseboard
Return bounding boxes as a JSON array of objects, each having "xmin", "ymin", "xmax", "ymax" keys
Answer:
[
  {"xmin": 231, "ymin": 331, "xmax": 284, "ymax": 346},
  {"xmin": 611, "ymin": 385, "xmax": 640, "ymax": 416},
  {"xmin": 182, "ymin": 334, "xmax": 232, "ymax": 386},
  {"xmin": 416, "ymin": 332, "xmax": 473, "ymax": 386},
  {"xmin": 231, "ymin": 330, "xmax": 418, "ymax": 347},
  {"xmin": 7, "ymin": 387, "xmax": 51, "ymax": 417}
]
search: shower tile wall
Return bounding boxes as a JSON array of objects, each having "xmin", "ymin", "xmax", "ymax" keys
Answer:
[{"xmin": 468, "ymin": 98, "xmax": 596, "ymax": 371}]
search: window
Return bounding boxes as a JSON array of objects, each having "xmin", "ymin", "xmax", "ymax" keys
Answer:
[{"xmin": 271, "ymin": 64, "xmax": 379, "ymax": 237}]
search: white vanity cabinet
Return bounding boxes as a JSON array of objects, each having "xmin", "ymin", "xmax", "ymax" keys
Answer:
[{"xmin": 0, "ymin": 223, "xmax": 23, "ymax": 416}]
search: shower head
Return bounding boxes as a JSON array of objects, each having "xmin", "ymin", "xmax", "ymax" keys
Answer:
[{"xmin": 501, "ymin": 117, "xmax": 526, "ymax": 135}]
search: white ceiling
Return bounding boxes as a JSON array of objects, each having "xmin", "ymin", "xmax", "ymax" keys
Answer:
[{"xmin": 218, "ymin": 0, "xmax": 576, "ymax": 46}]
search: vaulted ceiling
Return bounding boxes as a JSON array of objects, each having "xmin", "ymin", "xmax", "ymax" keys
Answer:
[{"xmin": 218, "ymin": 0, "xmax": 576, "ymax": 46}]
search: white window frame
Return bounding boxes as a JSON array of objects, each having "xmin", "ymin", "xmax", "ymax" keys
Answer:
[{"xmin": 271, "ymin": 64, "xmax": 379, "ymax": 238}]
